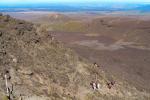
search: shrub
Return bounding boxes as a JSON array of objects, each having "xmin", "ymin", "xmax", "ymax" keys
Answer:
[
  {"xmin": 0, "ymin": 31, "xmax": 3, "ymax": 37},
  {"xmin": 4, "ymin": 15, "xmax": 10, "ymax": 22},
  {"xmin": 2, "ymin": 95, "xmax": 9, "ymax": 100}
]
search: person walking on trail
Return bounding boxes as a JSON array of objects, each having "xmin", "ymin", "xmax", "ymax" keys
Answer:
[
  {"xmin": 90, "ymin": 81, "xmax": 96, "ymax": 90},
  {"xmin": 5, "ymin": 73, "xmax": 10, "ymax": 98},
  {"xmin": 96, "ymin": 82, "xmax": 100, "ymax": 90},
  {"xmin": 107, "ymin": 81, "xmax": 116, "ymax": 89},
  {"xmin": 110, "ymin": 81, "xmax": 115, "ymax": 86},
  {"xmin": 91, "ymin": 81, "xmax": 101, "ymax": 90},
  {"xmin": 4, "ymin": 70, "xmax": 13, "ymax": 99},
  {"xmin": 94, "ymin": 62, "xmax": 99, "ymax": 67},
  {"xmin": 107, "ymin": 82, "xmax": 112, "ymax": 89},
  {"xmin": 93, "ymin": 82, "xmax": 96, "ymax": 90}
]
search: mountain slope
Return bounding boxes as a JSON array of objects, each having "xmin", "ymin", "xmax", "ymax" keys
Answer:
[{"xmin": 0, "ymin": 14, "xmax": 149, "ymax": 100}]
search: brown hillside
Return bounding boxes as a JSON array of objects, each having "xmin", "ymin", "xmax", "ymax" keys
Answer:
[{"xmin": 0, "ymin": 14, "xmax": 149, "ymax": 100}]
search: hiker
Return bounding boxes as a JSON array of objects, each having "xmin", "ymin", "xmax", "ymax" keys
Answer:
[
  {"xmin": 107, "ymin": 82, "xmax": 112, "ymax": 89},
  {"xmin": 4, "ymin": 70, "xmax": 13, "ymax": 100},
  {"xmin": 19, "ymin": 94, "xmax": 23, "ymax": 100},
  {"xmin": 96, "ymin": 82, "xmax": 100, "ymax": 90},
  {"xmin": 107, "ymin": 81, "xmax": 116, "ymax": 89},
  {"xmin": 111, "ymin": 81, "xmax": 115, "ymax": 86},
  {"xmin": 94, "ymin": 62, "xmax": 99, "ymax": 67},
  {"xmin": 48, "ymin": 34, "xmax": 54, "ymax": 41},
  {"xmin": 90, "ymin": 81, "xmax": 96, "ymax": 90},
  {"xmin": 93, "ymin": 82, "xmax": 96, "ymax": 90},
  {"xmin": 5, "ymin": 74, "xmax": 10, "ymax": 97}
]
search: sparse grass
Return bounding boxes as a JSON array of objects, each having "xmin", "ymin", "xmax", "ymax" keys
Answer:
[
  {"xmin": 0, "ymin": 24, "xmax": 6, "ymax": 28},
  {"xmin": 85, "ymin": 93, "xmax": 95, "ymax": 100},
  {"xmin": 2, "ymin": 95, "xmax": 9, "ymax": 100},
  {"xmin": 49, "ymin": 21, "xmax": 87, "ymax": 32}
]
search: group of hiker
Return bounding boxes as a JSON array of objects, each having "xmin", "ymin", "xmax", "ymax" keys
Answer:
[
  {"xmin": 107, "ymin": 81, "xmax": 116, "ymax": 89},
  {"xmin": 3, "ymin": 62, "xmax": 115, "ymax": 99},
  {"xmin": 90, "ymin": 81, "xmax": 100, "ymax": 90},
  {"xmin": 90, "ymin": 62, "xmax": 116, "ymax": 90},
  {"xmin": 90, "ymin": 80, "xmax": 115, "ymax": 90}
]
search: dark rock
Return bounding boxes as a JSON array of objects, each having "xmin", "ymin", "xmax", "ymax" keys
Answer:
[
  {"xmin": 5, "ymin": 70, "xmax": 9, "ymax": 74},
  {"xmin": 0, "ymin": 13, "xmax": 2, "ymax": 16},
  {"xmin": 34, "ymin": 39, "xmax": 40, "ymax": 44},
  {"xmin": 0, "ymin": 31, "xmax": 2, "ymax": 37},
  {"xmin": 18, "ymin": 21, "xmax": 24, "ymax": 24}
]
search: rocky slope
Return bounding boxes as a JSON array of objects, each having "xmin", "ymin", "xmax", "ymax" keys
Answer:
[{"xmin": 0, "ymin": 14, "xmax": 149, "ymax": 100}]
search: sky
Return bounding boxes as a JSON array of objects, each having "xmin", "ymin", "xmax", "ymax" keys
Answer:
[{"xmin": 0, "ymin": 0, "xmax": 150, "ymax": 4}]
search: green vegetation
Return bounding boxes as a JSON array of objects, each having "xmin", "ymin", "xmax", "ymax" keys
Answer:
[
  {"xmin": 0, "ymin": 24, "xmax": 6, "ymax": 28},
  {"xmin": 2, "ymin": 95, "xmax": 9, "ymax": 100},
  {"xmin": 49, "ymin": 21, "xmax": 87, "ymax": 32}
]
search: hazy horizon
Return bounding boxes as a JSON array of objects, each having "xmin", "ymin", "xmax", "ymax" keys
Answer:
[
  {"xmin": 0, "ymin": 0, "xmax": 150, "ymax": 12},
  {"xmin": 1, "ymin": 0, "xmax": 150, "ymax": 5}
]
